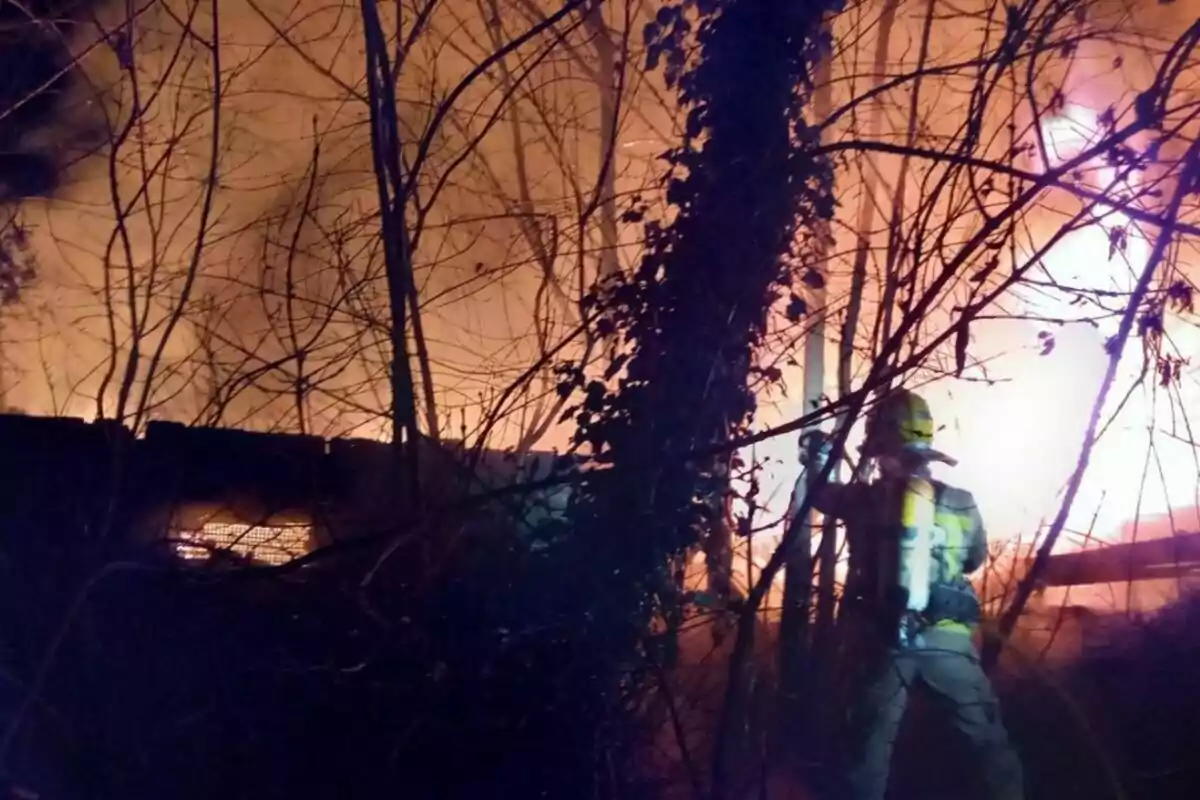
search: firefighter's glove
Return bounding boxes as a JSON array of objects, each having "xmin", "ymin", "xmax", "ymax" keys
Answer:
[
  {"xmin": 897, "ymin": 611, "xmax": 926, "ymax": 650},
  {"xmin": 799, "ymin": 430, "xmax": 833, "ymax": 470}
]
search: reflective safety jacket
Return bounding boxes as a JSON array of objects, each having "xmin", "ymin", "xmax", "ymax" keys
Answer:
[{"xmin": 809, "ymin": 472, "xmax": 988, "ymax": 638}]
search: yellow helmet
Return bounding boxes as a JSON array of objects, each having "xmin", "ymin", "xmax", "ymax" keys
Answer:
[{"xmin": 863, "ymin": 389, "xmax": 956, "ymax": 465}]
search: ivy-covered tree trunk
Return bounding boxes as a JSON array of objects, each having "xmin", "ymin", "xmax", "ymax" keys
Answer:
[
  {"xmin": 563, "ymin": 0, "xmax": 840, "ymax": 791},
  {"xmin": 701, "ymin": 417, "xmax": 736, "ymax": 646}
]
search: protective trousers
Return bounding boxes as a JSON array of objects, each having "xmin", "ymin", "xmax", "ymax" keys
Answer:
[{"xmin": 843, "ymin": 627, "xmax": 1025, "ymax": 800}]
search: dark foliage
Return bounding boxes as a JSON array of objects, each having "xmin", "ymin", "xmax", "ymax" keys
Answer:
[
  {"xmin": 0, "ymin": 417, "xmax": 652, "ymax": 798},
  {"xmin": 1007, "ymin": 595, "xmax": 1200, "ymax": 800},
  {"xmin": 0, "ymin": 507, "xmax": 657, "ymax": 799},
  {"xmin": 559, "ymin": 0, "xmax": 840, "ymax": 696},
  {"xmin": 0, "ymin": 217, "xmax": 34, "ymax": 305}
]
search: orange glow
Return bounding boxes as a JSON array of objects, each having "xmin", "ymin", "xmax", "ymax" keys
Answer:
[
  {"xmin": 5, "ymin": 0, "xmax": 1196, "ymax": 625},
  {"xmin": 728, "ymin": 97, "xmax": 1200, "ymax": 614},
  {"xmin": 173, "ymin": 518, "xmax": 313, "ymax": 566}
]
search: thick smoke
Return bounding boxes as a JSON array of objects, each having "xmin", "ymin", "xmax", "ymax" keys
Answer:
[
  {"xmin": 0, "ymin": 0, "xmax": 113, "ymax": 412},
  {"xmin": 0, "ymin": 0, "xmax": 102, "ymax": 201}
]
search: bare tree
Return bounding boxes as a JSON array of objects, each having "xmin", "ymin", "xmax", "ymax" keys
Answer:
[
  {"xmin": 0, "ymin": 0, "xmax": 663, "ymax": 464},
  {"xmin": 692, "ymin": 0, "xmax": 1200, "ymax": 789}
]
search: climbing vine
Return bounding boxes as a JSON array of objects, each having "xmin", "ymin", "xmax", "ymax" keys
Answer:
[{"xmin": 560, "ymin": 0, "xmax": 842, "ymax": 655}]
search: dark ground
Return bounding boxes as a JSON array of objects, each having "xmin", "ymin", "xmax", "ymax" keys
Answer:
[{"xmin": 2, "ymin": 544, "xmax": 1200, "ymax": 799}]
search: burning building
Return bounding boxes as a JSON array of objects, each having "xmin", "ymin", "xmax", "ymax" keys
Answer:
[{"xmin": 0, "ymin": 411, "xmax": 573, "ymax": 569}]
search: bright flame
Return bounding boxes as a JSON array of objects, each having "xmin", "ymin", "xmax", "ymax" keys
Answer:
[
  {"xmin": 959, "ymin": 108, "xmax": 1199, "ymax": 548},
  {"xmin": 1039, "ymin": 105, "xmax": 1099, "ymax": 167},
  {"xmin": 731, "ymin": 106, "xmax": 1200, "ymax": 613}
]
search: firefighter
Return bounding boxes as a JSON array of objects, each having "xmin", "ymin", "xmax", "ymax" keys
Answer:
[{"xmin": 798, "ymin": 389, "xmax": 1025, "ymax": 800}]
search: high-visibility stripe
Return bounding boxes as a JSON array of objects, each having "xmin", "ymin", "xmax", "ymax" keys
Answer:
[
  {"xmin": 899, "ymin": 477, "xmax": 936, "ymax": 612},
  {"xmin": 933, "ymin": 619, "xmax": 972, "ymax": 635},
  {"xmin": 900, "ymin": 476, "xmax": 936, "ymax": 528},
  {"xmin": 933, "ymin": 504, "xmax": 968, "ymax": 583}
]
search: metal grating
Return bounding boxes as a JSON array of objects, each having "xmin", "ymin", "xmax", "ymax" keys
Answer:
[{"xmin": 174, "ymin": 520, "xmax": 312, "ymax": 566}]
